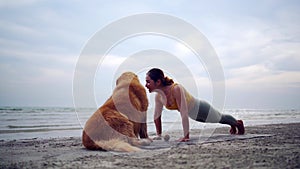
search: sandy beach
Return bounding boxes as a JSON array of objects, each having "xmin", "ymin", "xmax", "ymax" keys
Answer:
[{"xmin": 0, "ymin": 123, "xmax": 299, "ymax": 169}]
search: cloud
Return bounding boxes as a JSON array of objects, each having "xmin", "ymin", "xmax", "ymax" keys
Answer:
[
  {"xmin": 262, "ymin": 41, "xmax": 300, "ymax": 71},
  {"xmin": 0, "ymin": 0, "xmax": 39, "ymax": 7},
  {"xmin": 100, "ymin": 54, "xmax": 127, "ymax": 67},
  {"xmin": 0, "ymin": 0, "xmax": 299, "ymax": 108},
  {"xmin": 204, "ymin": 8, "xmax": 300, "ymax": 86},
  {"xmin": 226, "ymin": 63, "xmax": 300, "ymax": 90}
]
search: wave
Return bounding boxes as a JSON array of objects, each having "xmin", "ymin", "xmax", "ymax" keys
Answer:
[
  {"xmin": 0, "ymin": 107, "xmax": 299, "ymax": 141},
  {"xmin": 0, "ymin": 127, "xmax": 82, "ymax": 134},
  {"xmin": 7, "ymin": 124, "xmax": 79, "ymax": 129},
  {"xmin": 0, "ymin": 107, "xmax": 23, "ymax": 111}
]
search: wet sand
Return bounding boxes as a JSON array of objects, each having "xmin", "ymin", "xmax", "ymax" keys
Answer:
[{"xmin": 0, "ymin": 123, "xmax": 299, "ymax": 169}]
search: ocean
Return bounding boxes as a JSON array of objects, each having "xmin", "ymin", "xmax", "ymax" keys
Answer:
[{"xmin": 0, "ymin": 107, "xmax": 300, "ymax": 141}]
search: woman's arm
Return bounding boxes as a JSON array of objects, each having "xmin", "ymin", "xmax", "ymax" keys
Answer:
[
  {"xmin": 154, "ymin": 94, "xmax": 164, "ymax": 137},
  {"xmin": 173, "ymin": 85, "xmax": 190, "ymax": 141}
]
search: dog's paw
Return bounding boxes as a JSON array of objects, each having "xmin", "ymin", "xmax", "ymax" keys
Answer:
[{"xmin": 139, "ymin": 139, "xmax": 152, "ymax": 146}]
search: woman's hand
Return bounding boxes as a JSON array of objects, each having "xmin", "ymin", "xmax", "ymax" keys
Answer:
[{"xmin": 147, "ymin": 137, "xmax": 153, "ymax": 142}]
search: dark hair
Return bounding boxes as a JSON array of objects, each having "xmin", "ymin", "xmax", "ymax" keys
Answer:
[{"xmin": 147, "ymin": 68, "xmax": 174, "ymax": 86}]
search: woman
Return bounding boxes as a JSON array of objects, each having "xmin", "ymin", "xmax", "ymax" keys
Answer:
[{"xmin": 145, "ymin": 68, "xmax": 245, "ymax": 142}]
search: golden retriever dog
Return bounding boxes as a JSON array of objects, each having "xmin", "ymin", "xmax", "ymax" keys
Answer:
[{"xmin": 82, "ymin": 72, "xmax": 151, "ymax": 152}]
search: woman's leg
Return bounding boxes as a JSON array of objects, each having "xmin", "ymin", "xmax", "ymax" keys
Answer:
[{"xmin": 188, "ymin": 100, "xmax": 244, "ymax": 134}]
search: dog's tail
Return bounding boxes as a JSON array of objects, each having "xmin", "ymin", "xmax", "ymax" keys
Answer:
[
  {"xmin": 94, "ymin": 139, "xmax": 141, "ymax": 152},
  {"xmin": 82, "ymin": 130, "xmax": 140, "ymax": 152}
]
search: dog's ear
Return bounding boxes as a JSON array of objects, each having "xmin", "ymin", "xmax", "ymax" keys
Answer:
[
  {"xmin": 129, "ymin": 78, "xmax": 148, "ymax": 112},
  {"xmin": 116, "ymin": 72, "xmax": 136, "ymax": 86}
]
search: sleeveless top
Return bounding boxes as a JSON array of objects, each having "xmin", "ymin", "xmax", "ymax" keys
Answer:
[{"xmin": 165, "ymin": 84, "xmax": 193, "ymax": 111}]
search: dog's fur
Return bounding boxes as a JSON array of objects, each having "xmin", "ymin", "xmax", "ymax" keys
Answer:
[{"xmin": 82, "ymin": 72, "xmax": 151, "ymax": 152}]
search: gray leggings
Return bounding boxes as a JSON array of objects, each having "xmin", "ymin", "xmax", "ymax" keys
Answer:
[{"xmin": 188, "ymin": 100, "xmax": 237, "ymax": 126}]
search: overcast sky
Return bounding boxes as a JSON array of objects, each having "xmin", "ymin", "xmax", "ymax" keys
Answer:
[{"xmin": 0, "ymin": 0, "xmax": 299, "ymax": 109}]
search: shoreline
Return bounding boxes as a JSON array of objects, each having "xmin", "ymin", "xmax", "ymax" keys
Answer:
[
  {"xmin": 1, "ymin": 123, "xmax": 299, "ymax": 168},
  {"xmin": 1, "ymin": 120, "xmax": 298, "ymax": 142}
]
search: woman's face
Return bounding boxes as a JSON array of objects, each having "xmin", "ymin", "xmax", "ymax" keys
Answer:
[{"xmin": 145, "ymin": 75, "xmax": 159, "ymax": 93}]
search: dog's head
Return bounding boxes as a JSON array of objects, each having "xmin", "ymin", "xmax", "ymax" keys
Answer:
[
  {"xmin": 116, "ymin": 72, "xmax": 139, "ymax": 86},
  {"xmin": 113, "ymin": 71, "xmax": 148, "ymax": 114}
]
